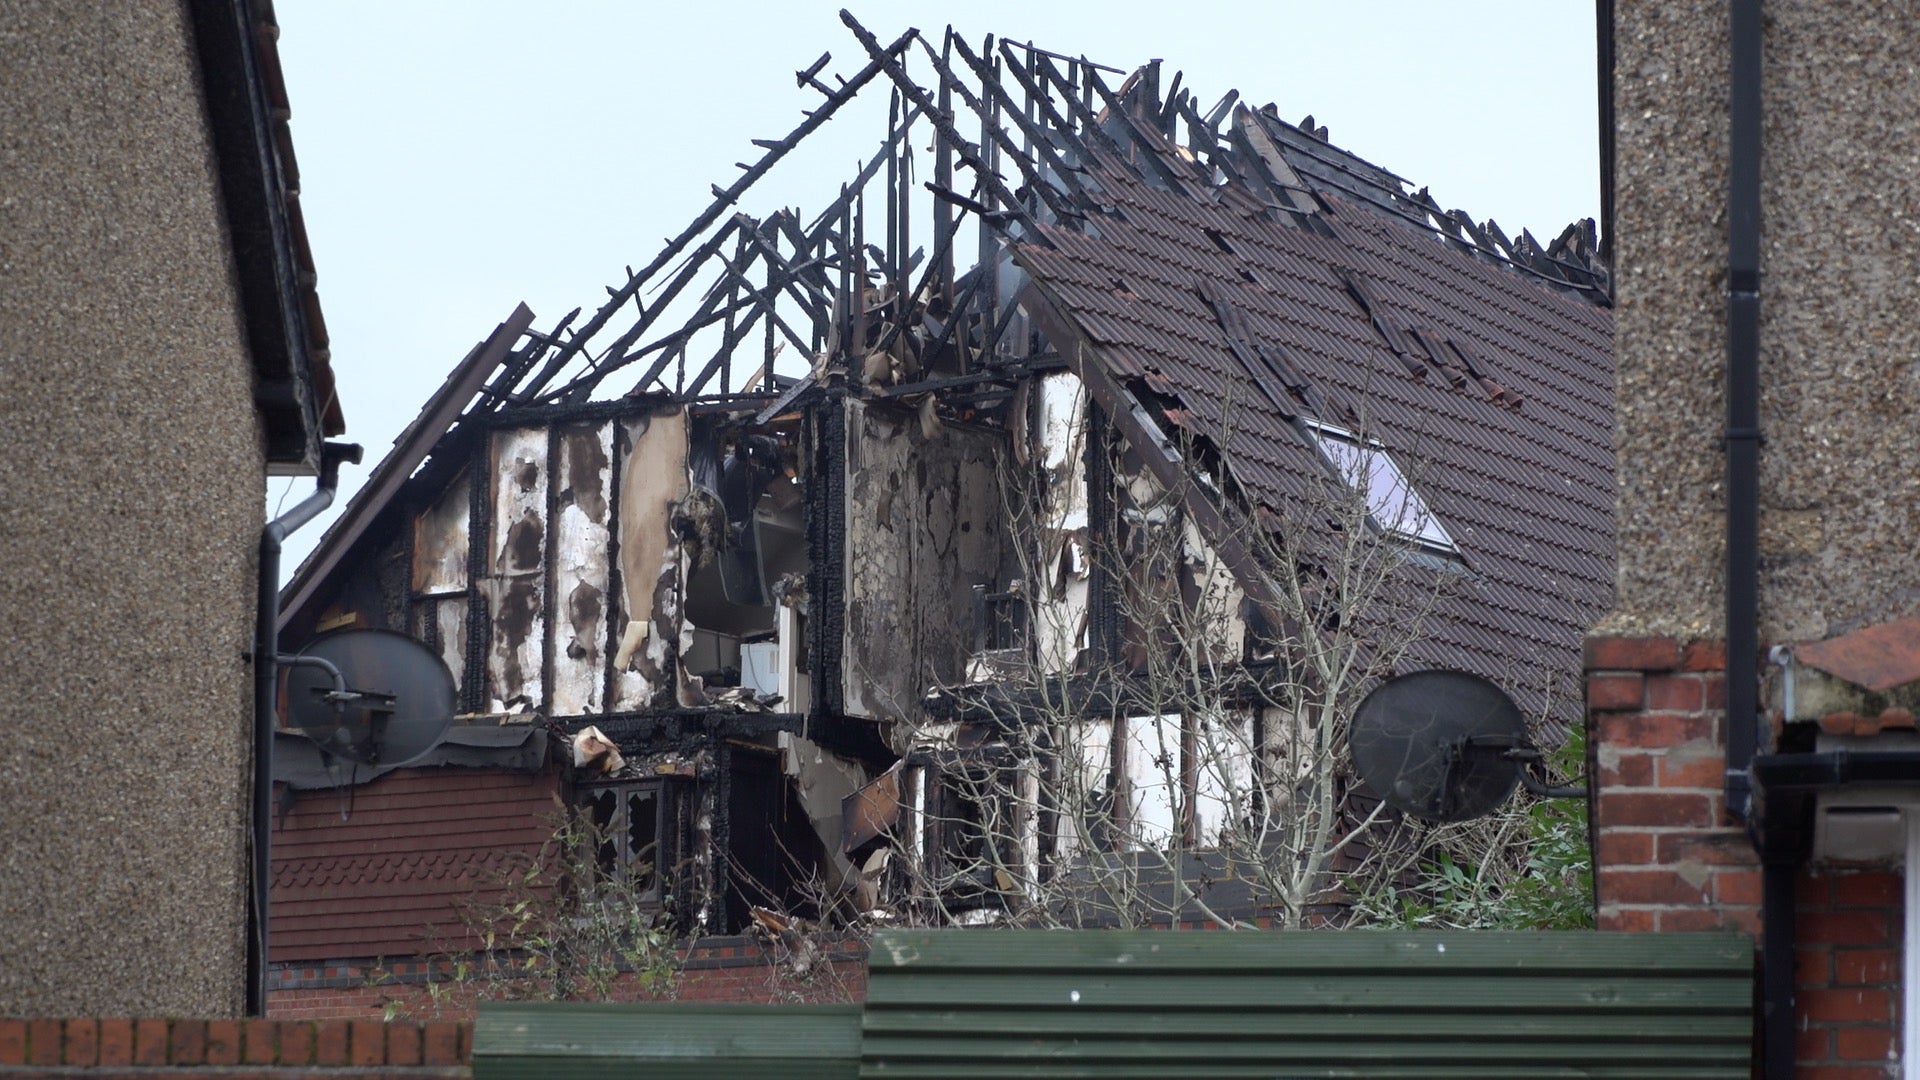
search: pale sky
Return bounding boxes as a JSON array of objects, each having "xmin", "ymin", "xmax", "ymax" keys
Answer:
[{"xmin": 268, "ymin": 1, "xmax": 1599, "ymax": 574}]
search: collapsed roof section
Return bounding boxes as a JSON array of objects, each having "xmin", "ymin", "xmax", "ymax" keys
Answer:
[{"xmin": 283, "ymin": 10, "xmax": 1610, "ymax": 726}]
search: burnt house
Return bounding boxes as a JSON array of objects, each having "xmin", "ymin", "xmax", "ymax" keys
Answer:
[{"xmin": 268, "ymin": 15, "xmax": 1611, "ymax": 1000}]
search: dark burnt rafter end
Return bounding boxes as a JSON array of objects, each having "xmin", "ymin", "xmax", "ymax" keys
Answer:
[
  {"xmin": 279, "ymin": 303, "xmax": 536, "ymax": 634},
  {"xmin": 1016, "ymin": 278, "xmax": 1279, "ymax": 612},
  {"xmin": 423, "ymin": 10, "xmax": 1600, "ymax": 437}
]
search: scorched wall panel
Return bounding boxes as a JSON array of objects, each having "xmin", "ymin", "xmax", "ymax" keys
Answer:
[
  {"xmin": 487, "ymin": 428, "xmax": 549, "ymax": 712},
  {"xmin": 551, "ymin": 421, "xmax": 615, "ymax": 715},
  {"xmin": 842, "ymin": 398, "xmax": 1007, "ymax": 723}
]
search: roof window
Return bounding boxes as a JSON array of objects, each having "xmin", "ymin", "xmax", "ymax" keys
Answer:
[{"xmin": 1302, "ymin": 420, "xmax": 1457, "ymax": 553}]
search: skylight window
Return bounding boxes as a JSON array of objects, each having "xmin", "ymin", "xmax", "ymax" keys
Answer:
[{"xmin": 1302, "ymin": 420, "xmax": 1458, "ymax": 553}]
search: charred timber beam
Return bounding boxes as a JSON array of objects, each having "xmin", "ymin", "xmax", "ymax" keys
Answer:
[
  {"xmin": 739, "ymin": 220, "xmax": 835, "ymax": 308},
  {"xmin": 1022, "ymin": 51, "xmax": 1133, "ymax": 168},
  {"xmin": 936, "ymin": 32, "xmax": 1091, "ymax": 214},
  {"xmin": 524, "ymin": 26, "xmax": 916, "ymax": 403},
  {"xmin": 679, "ymin": 228, "xmax": 828, "ymax": 397},
  {"xmin": 917, "ymin": 261, "xmax": 992, "ymax": 366},
  {"xmin": 279, "ymin": 305, "xmax": 534, "ymax": 632},
  {"xmin": 839, "ymin": 11, "xmax": 1040, "ymax": 237},
  {"xmin": 1079, "ymin": 65, "xmax": 1201, "ymax": 197},
  {"xmin": 482, "ymin": 394, "xmax": 777, "ymax": 431},
  {"xmin": 935, "ymin": 36, "xmax": 956, "ymax": 305},
  {"xmin": 558, "ymin": 710, "xmax": 888, "ymax": 765},
  {"xmin": 805, "ymin": 393, "xmax": 848, "ymax": 724},
  {"xmin": 1017, "ymin": 280, "xmax": 1281, "ymax": 618},
  {"xmin": 613, "ymin": 265, "xmax": 741, "ymax": 397},
  {"xmin": 799, "ymin": 101, "xmax": 927, "ymax": 248},
  {"xmin": 866, "ymin": 197, "xmax": 974, "ymax": 363},
  {"xmin": 533, "ymin": 216, "xmax": 751, "ymax": 405},
  {"xmin": 886, "ymin": 89, "xmax": 902, "ymax": 303},
  {"xmin": 753, "ymin": 373, "xmax": 819, "ymax": 425},
  {"xmin": 618, "ymin": 247, "xmax": 830, "ymax": 396},
  {"xmin": 705, "ymin": 249, "xmax": 820, "ymax": 373},
  {"xmin": 491, "ymin": 308, "xmax": 577, "ymax": 407},
  {"xmin": 993, "ymin": 41, "xmax": 1110, "ymax": 177}
]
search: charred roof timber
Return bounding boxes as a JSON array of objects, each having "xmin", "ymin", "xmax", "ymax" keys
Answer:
[
  {"xmin": 272, "ymin": 12, "xmax": 1612, "ymax": 952},
  {"xmin": 299, "ymin": 13, "xmax": 1606, "ymax": 457},
  {"xmin": 285, "ymin": 11, "xmax": 1612, "ymax": 720}
]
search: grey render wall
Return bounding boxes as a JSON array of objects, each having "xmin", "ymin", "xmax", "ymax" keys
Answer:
[
  {"xmin": 0, "ymin": 1, "xmax": 264, "ymax": 1014},
  {"xmin": 1607, "ymin": 1, "xmax": 1920, "ymax": 641}
]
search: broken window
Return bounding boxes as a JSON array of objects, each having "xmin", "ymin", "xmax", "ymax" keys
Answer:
[
  {"xmin": 1089, "ymin": 712, "xmax": 1256, "ymax": 851},
  {"xmin": 1302, "ymin": 420, "xmax": 1458, "ymax": 553},
  {"xmin": 580, "ymin": 781, "xmax": 666, "ymax": 904},
  {"xmin": 921, "ymin": 757, "xmax": 1032, "ymax": 915},
  {"xmin": 676, "ymin": 422, "xmax": 808, "ymax": 711}
]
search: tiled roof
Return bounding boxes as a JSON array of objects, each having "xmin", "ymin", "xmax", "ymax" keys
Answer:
[
  {"xmin": 1814, "ymin": 709, "xmax": 1918, "ymax": 738},
  {"xmin": 1010, "ymin": 105, "xmax": 1613, "ymax": 726},
  {"xmin": 270, "ymin": 767, "xmax": 560, "ymax": 962}
]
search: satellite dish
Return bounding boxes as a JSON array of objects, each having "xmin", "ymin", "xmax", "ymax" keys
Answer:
[
  {"xmin": 1351, "ymin": 669, "xmax": 1526, "ymax": 823},
  {"xmin": 283, "ymin": 629, "xmax": 455, "ymax": 767}
]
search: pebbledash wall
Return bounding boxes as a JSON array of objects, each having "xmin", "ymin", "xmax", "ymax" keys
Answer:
[{"xmin": 1595, "ymin": 0, "xmax": 1920, "ymax": 1077}]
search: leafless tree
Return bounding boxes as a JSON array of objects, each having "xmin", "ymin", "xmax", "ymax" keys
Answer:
[{"xmin": 875, "ymin": 375, "xmax": 1579, "ymax": 932}]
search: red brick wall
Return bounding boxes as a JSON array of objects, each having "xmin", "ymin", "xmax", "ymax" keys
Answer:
[
  {"xmin": 1588, "ymin": 635, "xmax": 1905, "ymax": 1079},
  {"xmin": 0, "ymin": 1017, "xmax": 468, "ymax": 1077},
  {"xmin": 268, "ymin": 937, "xmax": 869, "ymax": 1021},
  {"xmin": 1798, "ymin": 871, "xmax": 1902, "ymax": 1078},
  {"xmin": 1586, "ymin": 636, "xmax": 1757, "ymax": 934}
]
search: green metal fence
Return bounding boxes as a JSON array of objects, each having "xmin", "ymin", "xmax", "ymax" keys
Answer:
[
  {"xmin": 472, "ymin": 930, "xmax": 1754, "ymax": 1079},
  {"xmin": 860, "ymin": 930, "xmax": 1753, "ymax": 1078},
  {"xmin": 475, "ymin": 1001, "xmax": 860, "ymax": 1080}
]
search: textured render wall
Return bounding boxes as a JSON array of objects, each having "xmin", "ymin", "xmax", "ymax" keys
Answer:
[
  {"xmin": 0, "ymin": 3, "xmax": 263, "ymax": 1014},
  {"xmin": 1605, "ymin": 0, "xmax": 1728, "ymax": 639},
  {"xmin": 1610, "ymin": 2, "xmax": 1920, "ymax": 640}
]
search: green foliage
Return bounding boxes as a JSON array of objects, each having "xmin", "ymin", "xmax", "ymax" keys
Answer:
[{"xmin": 1360, "ymin": 726, "xmax": 1593, "ymax": 931}]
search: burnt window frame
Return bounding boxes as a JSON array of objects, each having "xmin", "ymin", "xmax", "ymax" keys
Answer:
[
  {"xmin": 917, "ymin": 750, "xmax": 1033, "ymax": 915},
  {"xmin": 576, "ymin": 778, "xmax": 675, "ymax": 907}
]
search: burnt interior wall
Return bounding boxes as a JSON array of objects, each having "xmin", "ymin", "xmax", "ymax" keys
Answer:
[
  {"xmin": 842, "ymin": 397, "xmax": 1008, "ymax": 731},
  {"xmin": 551, "ymin": 422, "xmax": 614, "ymax": 715},
  {"xmin": 612, "ymin": 409, "xmax": 691, "ymax": 709}
]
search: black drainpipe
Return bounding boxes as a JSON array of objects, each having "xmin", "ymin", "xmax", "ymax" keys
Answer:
[
  {"xmin": 1725, "ymin": 0, "xmax": 1781, "ymax": 1073},
  {"xmin": 248, "ymin": 441, "xmax": 361, "ymax": 1016},
  {"xmin": 1726, "ymin": 0, "xmax": 1763, "ymax": 824}
]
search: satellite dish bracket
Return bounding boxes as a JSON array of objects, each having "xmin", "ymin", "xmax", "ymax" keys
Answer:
[
  {"xmin": 1453, "ymin": 733, "xmax": 1587, "ymax": 801},
  {"xmin": 282, "ymin": 629, "xmax": 455, "ymax": 769},
  {"xmin": 279, "ymin": 653, "xmax": 397, "ymax": 715}
]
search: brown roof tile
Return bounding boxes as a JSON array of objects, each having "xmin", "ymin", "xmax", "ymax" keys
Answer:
[
  {"xmin": 1011, "ymin": 130, "xmax": 1612, "ymax": 727},
  {"xmin": 1794, "ymin": 617, "xmax": 1920, "ymax": 693}
]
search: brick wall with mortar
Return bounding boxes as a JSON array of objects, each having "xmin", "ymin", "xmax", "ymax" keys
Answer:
[
  {"xmin": 1589, "ymin": 635, "xmax": 1903, "ymax": 1079},
  {"xmin": 0, "ymin": 1017, "xmax": 469, "ymax": 1078},
  {"xmin": 268, "ymin": 937, "xmax": 870, "ymax": 1020}
]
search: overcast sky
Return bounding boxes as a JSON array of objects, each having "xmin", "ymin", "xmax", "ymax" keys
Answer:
[{"xmin": 269, "ymin": 1, "xmax": 1600, "ymax": 574}]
